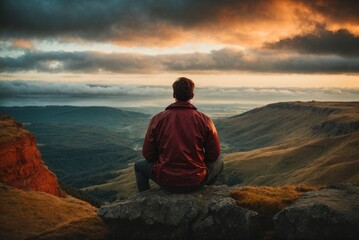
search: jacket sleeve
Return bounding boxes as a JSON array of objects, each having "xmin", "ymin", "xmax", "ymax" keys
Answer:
[
  {"xmin": 142, "ymin": 116, "xmax": 159, "ymax": 162},
  {"xmin": 204, "ymin": 118, "xmax": 221, "ymax": 162}
]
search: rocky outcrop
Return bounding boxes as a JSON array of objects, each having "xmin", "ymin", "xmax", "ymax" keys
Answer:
[
  {"xmin": 0, "ymin": 115, "xmax": 63, "ymax": 197},
  {"xmin": 98, "ymin": 185, "xmax": 261, "ymax": 240},
  {"xmin": 312, "ymin": 120, "xmax": 359, "ymax": 137},
  {"xmin": 274, "ymin": 184, "xmax": 359, "ymax": 240},
  {"xmin": 267, "ymin": 102, "xmax": 337, "ymax": 115}
]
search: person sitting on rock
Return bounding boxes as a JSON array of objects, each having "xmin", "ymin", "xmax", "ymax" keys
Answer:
[{"xmin": 134, "ymin": 77, "xmax": 223, "ymax": 193}]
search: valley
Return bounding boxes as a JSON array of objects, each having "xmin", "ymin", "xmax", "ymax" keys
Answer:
[
  {"xmin": 0, "ymin": 106, "xmax": 150, "ymax": 201},
  {"xmin": 1, "ymin": 101, "xmax": 358, "ymax": 202}
]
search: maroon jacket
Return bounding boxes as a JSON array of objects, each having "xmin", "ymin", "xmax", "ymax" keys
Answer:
[{"xmin": 142, "ymin": 101, "xmax": 221, "ymax": 187}]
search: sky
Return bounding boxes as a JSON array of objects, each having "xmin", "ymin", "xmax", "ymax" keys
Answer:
[{"xmin": 0, "ymin": 0, "xmax": 358, "ymax": 108}]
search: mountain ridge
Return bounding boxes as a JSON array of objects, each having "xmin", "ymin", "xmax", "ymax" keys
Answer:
[
  {"xmin": 217, "ymin": 101, "xmax": 359, "ymax": 152},
  {"xmin": 219, "ymin": 101, "xmax": 359, "ymax": 187}
]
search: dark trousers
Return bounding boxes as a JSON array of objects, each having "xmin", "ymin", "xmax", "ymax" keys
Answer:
[{"xmin": 134, "ymin": 158, "xmax": 224, "ymax": 192}]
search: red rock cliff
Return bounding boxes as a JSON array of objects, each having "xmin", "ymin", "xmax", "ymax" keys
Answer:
[{"xmin": 0, "ymin": 115, "xmax": 64, "ymax": 197}]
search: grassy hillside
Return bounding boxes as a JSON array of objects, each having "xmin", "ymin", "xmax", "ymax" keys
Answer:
[
  {"xmin": 0, "ymin": 183, "xmax": 108, "ymax": 240},
  {"xmin": 218, "ymin": 101, "xmax": 359, "ymax": 187},
  {"xmin": 216, "ymin": 101, "xmax": 359, "ymax": 152}
]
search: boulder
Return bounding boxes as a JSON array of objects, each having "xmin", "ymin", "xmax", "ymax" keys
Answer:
[
  {"xmin": 98, "ymin": 185, "xmax": 261, "ymax": 240},
  {"xmin": 274, "ymin": 184, "xmax": 359, "ymax": 240}
]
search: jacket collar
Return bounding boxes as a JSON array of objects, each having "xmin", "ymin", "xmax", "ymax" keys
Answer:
[{"xmin": 165, "ymin": 101, "xmax": 197, "ymax": 110}]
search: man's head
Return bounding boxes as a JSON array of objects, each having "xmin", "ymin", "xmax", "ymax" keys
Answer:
[{"xmin": 172, "ymin": 77, "xmax": 195, "ymax": 101}]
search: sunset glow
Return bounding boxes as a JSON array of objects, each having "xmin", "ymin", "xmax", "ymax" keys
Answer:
[{"xmin": 0, "ymin": 0, "xmax": 358, "ymax": 96}]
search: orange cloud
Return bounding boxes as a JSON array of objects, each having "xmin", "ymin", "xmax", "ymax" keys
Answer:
[
  {"xmin": 1, "ymin": 0, "xmax": 358, "ymax": 49},
  {"xmin": 11, "ymin": 39, "xmax": 35, "ymax": 50},
  {"xmin": 111, "ymin": 22, "xmax": 190, "ymax": 47}
]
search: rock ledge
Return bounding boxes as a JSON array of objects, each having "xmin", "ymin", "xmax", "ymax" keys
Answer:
[
  {"xmin": 274, "ymin": 184, "xmax": 359, "ymax": 240},
  {"xmin": 98, "ymin": 185, "xmax": 261, "ymax": 240}
]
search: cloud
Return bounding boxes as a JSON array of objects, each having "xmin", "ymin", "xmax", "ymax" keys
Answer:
[
  {"xmin": 0, "ymin": 80, "xmax": 171, "ymax": 97},
  {"xmin": 265, "ymin": 25, "xmax": 359, "ymax": 57},
  {"xmin": 0, "ymin": 0, "xmax": 276, "ymax": 44},
  {"xmin": 1, "ymin": 48, "xmax": 359, "ymax": 74},
  {"xmin": 1, "ymin": 80, "xmax": 358, "ymax": 107},
  {"xmin": 1, "ymin": 0, "xmax": 358, "ymax": 54},
  {"xmin": 3, "ymin": 0, "xmax": 357, "ymax": 47},
  {"xmin": 297, "ymin": 0, "xmax": 359, "ymax": 24},
  {"xmin": 0, "ymin": 51, "xmax": 160, "ymax": 73},
  {"xmin": 2, "ymin": 80, "xmax": 358, "ymax": 97},
  {"xmin": 11, "ymin": 39, "xmax": 35, "ymax": 50}
]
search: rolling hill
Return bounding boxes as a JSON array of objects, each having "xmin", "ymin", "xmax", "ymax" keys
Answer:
[
  {"xmin": 217, "ymin": 101, "xmax": 359, "ymax": 186},
  {"xmin": 216, "ymin": 101, "xmax": 359, "ymax": 151}
]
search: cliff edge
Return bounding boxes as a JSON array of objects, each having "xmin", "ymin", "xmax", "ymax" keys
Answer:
[
  {"xmin": 0, "ymin": 115, "xmax": 63, "ymax": 196},
  {"xmin": 0, "ymin": 114, "xmax": 109, "ymax": 240}
]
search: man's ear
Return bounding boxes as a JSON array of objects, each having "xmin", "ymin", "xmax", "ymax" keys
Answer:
[{"xmin": 190, "ymin": 93, "xmax": 194, "ymax": 99}]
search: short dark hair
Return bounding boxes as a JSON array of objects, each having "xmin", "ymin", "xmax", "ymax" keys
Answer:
[{"xmin": 172, "ymin": 77, "xmax": 195, "ymax": 101}]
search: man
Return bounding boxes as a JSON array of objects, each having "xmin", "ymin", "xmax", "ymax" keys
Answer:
[{"xmin": 134, "ymin": 77, "xmax": 223, "ymax": 192}]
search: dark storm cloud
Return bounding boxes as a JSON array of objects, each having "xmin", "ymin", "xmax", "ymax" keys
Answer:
[
  {"xmin": 0, "ymin": 0, "xmax": 133, "ymax": 40},
  {"xmin": 203, "ymin": 49, "xmax": 359, "ymax": 73},
  {"xmin": 298, "ymin": 0, "xmax": 359, "ymax": 24},
  {"xmin": 0, "ymin": 0, "xmax": 277, "ymax": 41},
  {"xmin": 265, "ymin": 25, "xmax": 359, "ymax": 57},
  {"xmin": 1, "ymin": 49, "xmax": 359, "ymax": 74},
  {"xmin": 2, "ymin": 0, "xmax": 359, "ymax": 49}
]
